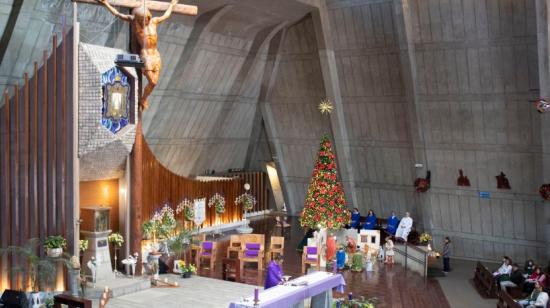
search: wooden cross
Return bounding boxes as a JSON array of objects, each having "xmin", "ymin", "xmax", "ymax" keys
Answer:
[{"xmin": 73, "ymin": 0, "xmax": 198, "ymax": 16}]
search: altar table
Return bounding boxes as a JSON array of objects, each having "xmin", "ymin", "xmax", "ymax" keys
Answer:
[{"xmin": 228, "ymin": 271, "xmax": 346, "ymax": 308}]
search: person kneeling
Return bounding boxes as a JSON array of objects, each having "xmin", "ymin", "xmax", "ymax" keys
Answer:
[
  {"xmin": 265, "ymin": 255, "xmax": 284, "ymax": 289},
  {"xmin": 517, "ymin": 281, "xmax": 549, "ymax": 308}
]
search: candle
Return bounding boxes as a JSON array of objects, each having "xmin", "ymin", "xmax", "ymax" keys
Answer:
[
  {"xmin": 333, "ymin": 261, "xmax": 337, "ymax": 274},
  {"xmin": 254, "ymin": 288, "xmax": 259, "ymax": 302}
]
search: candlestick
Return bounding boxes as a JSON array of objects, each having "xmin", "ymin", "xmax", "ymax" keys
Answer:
[{"xmin": 254, "ymin": 288, "xmax": 259, "ymax": 305}]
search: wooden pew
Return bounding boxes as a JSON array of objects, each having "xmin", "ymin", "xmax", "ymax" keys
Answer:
[
  {"xmin": 53, "ymin": 294, "xmax": 92, "ymax": 308},
  {"xmin": 473, "ymin": 261, "xmax": 497, "ymax": 298},
  {"xmin": 497, "ymin": 290, "xmax": 522, "ymax": 308}
]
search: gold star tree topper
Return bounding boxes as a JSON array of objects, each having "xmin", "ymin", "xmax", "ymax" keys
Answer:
[{"xmin": 319, "ymin": 99, "xmax": 334, "ymax": 114}]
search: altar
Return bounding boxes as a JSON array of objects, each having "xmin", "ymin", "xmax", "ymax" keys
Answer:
[{"xmin": 228, "ymin": 271, "xmax": 345, "ymax": 308}]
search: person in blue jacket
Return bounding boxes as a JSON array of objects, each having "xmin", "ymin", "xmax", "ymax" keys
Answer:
[
  {"xmin": 386, "ymin": 211, "xmax": 400, "ymax": 235},
  {"xmin": 363, "ymin": 209, "xmax": 377, "ymax": 230},
  {"xmin": 350, "ymin": 208, "xmax": 361, "ymax": 229}
]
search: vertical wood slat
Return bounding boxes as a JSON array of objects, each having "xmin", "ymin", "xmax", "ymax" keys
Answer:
[
  {"xmin": 0, "ymin": 29, "xmax": 74, "ymax": 291},
  {"xmin": 10, "ymin": 85, "xmax": 19, "ymax": 288},
  {"xmin": 1, "ymin": 90, "xmax": 11, "ymax": 288}
]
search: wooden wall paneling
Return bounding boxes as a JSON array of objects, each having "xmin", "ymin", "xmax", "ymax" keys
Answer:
[
  {"xmin": 10, "ymin": 85, "xmax": 19, "ymax": 288},
  {"xmin": 47, "ymin": 34, "xmax": 57, "ymax": 236},
  {"xmin": 1, "ymin": 90, "xmax": 10, "ymax": 288},
  {"xmin": 65, "ymin": 29, "xmax": 74, "ymax": 252},
  {"xmin": 18, "ymin": 74, "xmax": 29, "ymax": 288},
  {"xmin": 56, "ymin": 29, "xmax": 66, "ymax": 238},
  {"xmin": 39, "ymin": 51, "xmax": 48, "ymax": 247},
  {"xmin": 29, "ymin": 65, "xmax": 38, "ymax": 242}
]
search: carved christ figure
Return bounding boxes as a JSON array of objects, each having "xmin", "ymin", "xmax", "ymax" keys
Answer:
[{"xmin": 96, "ymin": 0, "xmax": 179, "ymax": 110}]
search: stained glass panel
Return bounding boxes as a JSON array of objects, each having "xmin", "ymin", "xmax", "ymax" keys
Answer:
[{"xmin": 101, "ymin": 67, "xmax": 130, "ymax": 134}]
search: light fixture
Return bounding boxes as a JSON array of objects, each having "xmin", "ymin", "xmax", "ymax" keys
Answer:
[{"xmin": 244, "ymin": 183, "xmax": 250, "ymax": 191}]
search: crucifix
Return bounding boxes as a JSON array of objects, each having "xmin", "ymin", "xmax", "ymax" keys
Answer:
[{"xmin": 74, "ymin": 0, "xmax": 198, "ymax": 110}]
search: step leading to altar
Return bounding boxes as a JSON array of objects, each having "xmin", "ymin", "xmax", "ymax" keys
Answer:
[{"xmin": 84, "ymin": 277, "xmax": 151, "ymax": 299}]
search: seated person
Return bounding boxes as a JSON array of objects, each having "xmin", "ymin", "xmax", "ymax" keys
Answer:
[
  {"xmin": 517, "ymin": 281, "xmax": 549, "ymax": 308},
  {"xmin": 500, "ymin": 263, "xmax": 524, "ymax": 291},
  {"xmin": 524, "ymin": 266, "xmax": 547, "ymax": 294},
  {"xmin": 345, "ymin": 235, "xmax": 357, "ymax": 254},
  {"xmin": 363, "ymin": 210, "xmax": 377, "ymax": 230},
  {"xmin": 386, "ymin": 211, "xmax": 399, "ymax": 235},
  {"xmin": 350, "ymin": 208, "xmax": 361, "ymax": 229},
  {"xmin": 493, "ymin": 256, "xmax": 513, "ymax": 281},
  {"xmin": 264, "ymin": 255, "xmax": 284, "ymax": 289},
  {"xmin": 525, "ymin": 259, "xmax": 536, "ymax": 276}
]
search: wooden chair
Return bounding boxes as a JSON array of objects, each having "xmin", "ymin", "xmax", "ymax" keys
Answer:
[
  {"xmin": 239, "ymin": 242, "xmax": 265, "ymax": 274},
  {"xmin": 191, "ymin": 233, "xmax": 206, "ymax": 266},
  {"xmin": 199, "ymin": 241, "xmax": 217, "ymax": 270},
  {"xmin": 226, "ymin": 235, "xmax": 242, "ymax": 258},
  {"xmin": 269, "ymin": 236, "xmax": 284, "ymax": 262},
  {"xmin": 302, "ymin": 246, "xmax": 320, "ymax": 273}
]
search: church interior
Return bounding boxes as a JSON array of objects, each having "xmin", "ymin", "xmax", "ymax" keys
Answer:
[{"xmin": 1, "ymin": 0, "xmax": 550, "ymax": 307}]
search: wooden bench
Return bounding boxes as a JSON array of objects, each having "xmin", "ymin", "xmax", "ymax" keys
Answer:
[
  {"xmin": 473, "ymin": 261, "xmax": 497, "ymax": 298},
  {"xmin": 497, "ymin": 290, "xmax": 522, "ymax": 308}
]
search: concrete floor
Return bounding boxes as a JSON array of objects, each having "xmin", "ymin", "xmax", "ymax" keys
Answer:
[{"xmin": 436, "ymin": 258, "xmax": 497, "ymax": 308}]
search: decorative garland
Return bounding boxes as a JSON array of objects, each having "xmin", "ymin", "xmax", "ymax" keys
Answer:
[
  {"xmin": 208, "ymin": 193, "xmax": 226, "ymax": 215},
  {"xmin": 539, "ymin": 184, "xmax": 550, "ymax": 201},
  {"xmin": 235, "ymin": 192, "xmax": 256, "ymax": 212},
  {"xmin": 414, "ymin": 170, "xmax": 431, "ymax": 193},
  {"xmin": 176, "ymin": 199, "xmax": 194, "ymax": 221}
]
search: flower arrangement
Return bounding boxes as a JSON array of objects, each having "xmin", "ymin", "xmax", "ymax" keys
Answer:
[
  {"xmin": 69, "ymin": 255, "xmax": 81, "ymax": 269},
  {"xmin": 539, "ymin": 184, "xmax": 550, "ymax": 201},
  {"xmin": 419, "ymin": 233, "xmax": 432, "ymax": 244},
  {"xmin": 208, "ymin": 193, "xmax": 226, "ymax": 215},
  {"xmin": 108, "ymin": 232, "xmax": 124, "ymax": 247},
  {"xmin": 177, "ymin": 260, "xmax": 197, "ymax": 274},
  {"xmin": 176, "ymin": 199, "xmax": 194, "ymax": 221},
  {"xmin": 143, "ymin": 204, "xmax": 177, "ymax": 241},
  {"xmin": 235, "ymin": 193, "xmax": 256, "ymax": 212},
  {"xmin": 79, "ymin": 240, "xmax": 89, "ymax": 252},
  {"xmin": 332, "ymin": 296, "xmax": 377, "ymax": 308}
]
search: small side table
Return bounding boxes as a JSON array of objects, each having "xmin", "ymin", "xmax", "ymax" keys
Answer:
[{"xmin": 222, "ymin": 258, "xmax": 240, "ymax": 283}]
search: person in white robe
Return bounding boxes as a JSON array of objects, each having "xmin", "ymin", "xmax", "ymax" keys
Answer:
[{"xmin": 395, "ymin": 212, "xmax": 413, "ymax": 241}]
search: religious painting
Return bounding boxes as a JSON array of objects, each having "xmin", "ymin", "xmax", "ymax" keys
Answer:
[
  {"xmin": 101, "ymin": 67, "xmax": 131, "ymax": 134},
  {"xmin": 457, "ymin": 169, "xmax": 471, "ymax": 187}
]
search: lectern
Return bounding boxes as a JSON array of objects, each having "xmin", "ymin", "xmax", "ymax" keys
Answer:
[{"xmin": 81, "ymin": 206, "xmax": 114, "ymax": 282}]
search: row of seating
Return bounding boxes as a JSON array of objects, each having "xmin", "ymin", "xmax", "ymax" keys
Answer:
[{"xmin": 192, "ymin": 234, "xmax": 285, "ymax": 274}]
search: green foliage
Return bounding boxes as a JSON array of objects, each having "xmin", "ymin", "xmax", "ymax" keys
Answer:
[
  {"xmin": 300, "ymin": 135, "xmax": 350, "ymax": 229},
  {"xmin": 167, "ymin": 228, "xmax": 195, "ymax": 258},
  {"xmin": 44, "ymin": 235, "xmax": 67, "ymax": 249},
  {"xmin": 0, "ymin": 238, "xmax": 57, "ymax": 292},
  {"xmin": 44, "ymin": 297, "xmax": 54, "ymax": 308}
]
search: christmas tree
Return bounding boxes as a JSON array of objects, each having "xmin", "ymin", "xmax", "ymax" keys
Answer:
[{"xmin": 300, "ymin": 135, "xmax": 350, "ymax": 229}]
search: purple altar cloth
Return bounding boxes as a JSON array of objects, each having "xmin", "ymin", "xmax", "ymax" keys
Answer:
[{"xmin": 228, "ymin": 271, "xmax": 346, "ymax": 308}]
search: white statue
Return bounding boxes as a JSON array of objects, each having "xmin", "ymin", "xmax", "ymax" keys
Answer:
[
  {"xmin": 87, "ymin": 257, "xmax": 98, "ymax": 288},
  {"xmin": 122, "ymin": 253, "xmax": 139, "ymax": 278}
]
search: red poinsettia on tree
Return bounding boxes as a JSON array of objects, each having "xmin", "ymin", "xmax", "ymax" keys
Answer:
[{"xmin": 300, "ymin": 135, "xmax": 350, "ymax": 229}]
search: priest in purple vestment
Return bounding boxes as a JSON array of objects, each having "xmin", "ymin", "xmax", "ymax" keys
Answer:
[{"xmin": 264, "ymin": 255, "xmax": 284, "ymax": 289}]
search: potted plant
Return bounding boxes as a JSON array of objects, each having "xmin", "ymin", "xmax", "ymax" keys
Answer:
[
  {"xmin": 176, "ymin": 260, "xmax": 196, "ymax": 278},
  {"xmin": 333, "ymin": 295, "xmax": 377, "ymax": 308},
  {"xmin": 44, "ymin": 235, "xmax": 66, "ymax": 257},
  {"xmin": 0, "ymin": 239, "xmax": 58, "ymax": 307},
  {"xmin": 168, "ymin": 228, "xmax": 194, "ymax": 272}
]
